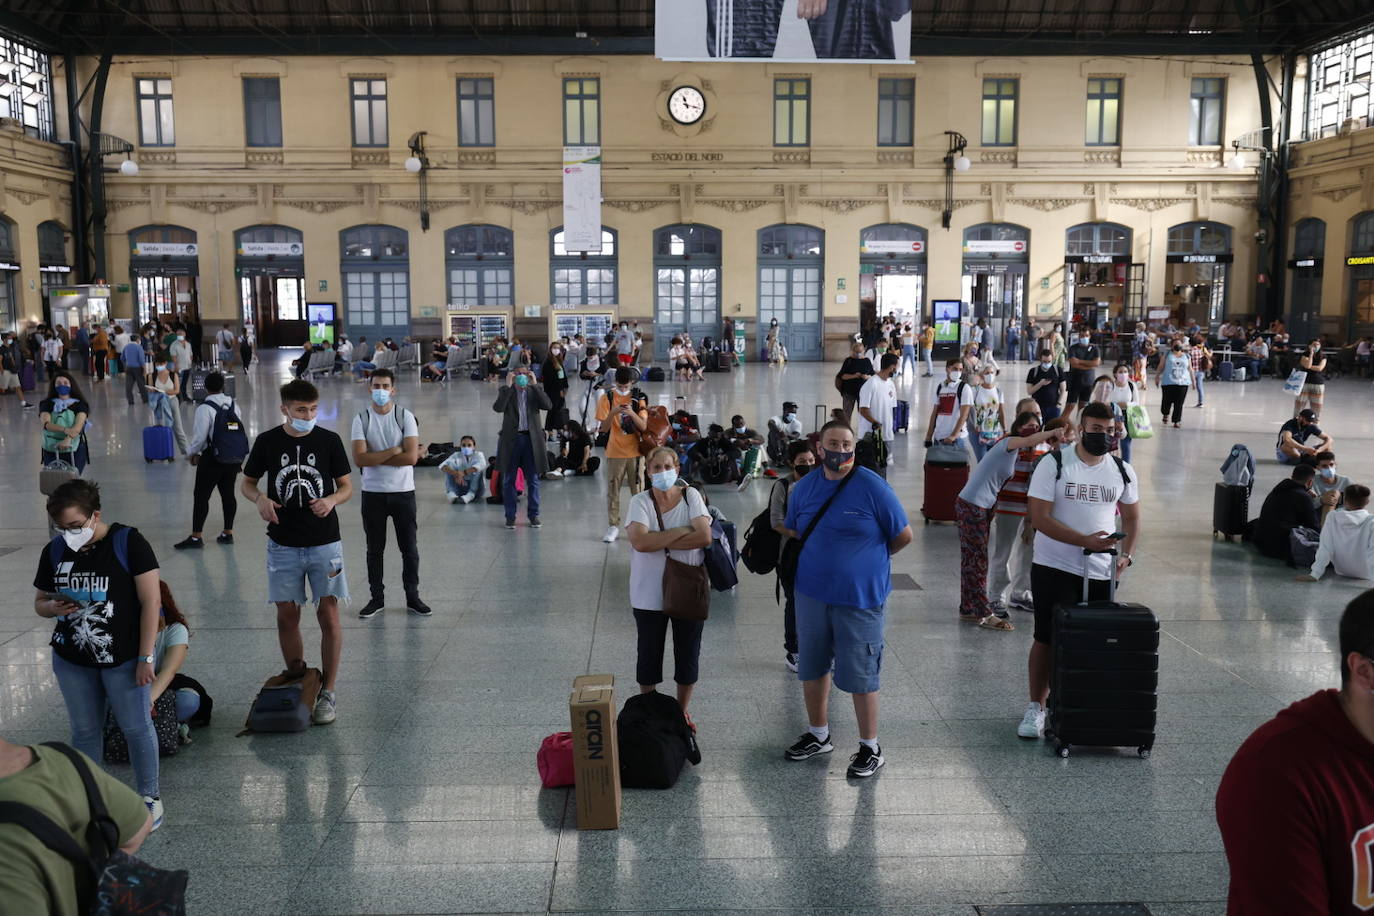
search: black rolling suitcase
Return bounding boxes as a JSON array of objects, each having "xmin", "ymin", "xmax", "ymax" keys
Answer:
[
  {"xmin": 1048, "ymin": 549, "xmax": 1158, "ymax": 759},
  {"xmin": 1212, "ymin": 482, "xmax": 1248, "ymax": 542}
]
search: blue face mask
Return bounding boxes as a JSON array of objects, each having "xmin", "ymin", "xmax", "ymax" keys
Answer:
[
  {"xmin": 370, "ymin": 389, "xmax": 392, "ymax": 407},
  {"xmin": 55, "ymin": 385, "xmax": 71, "ymax": 397},
  {"xmin": 650, "ymin": 469, "xmax": 678, "ymax": 492},
  {"xmin": 460, "ymin": 446, "xmax": 473, "ymax": 456},
  {"xmin": 515, "ymin": 374, "xmax": 530, "ymax": 388},
  {"xmin": 289, "ymin": 417, "xmax": 316, "ymax": 434}
]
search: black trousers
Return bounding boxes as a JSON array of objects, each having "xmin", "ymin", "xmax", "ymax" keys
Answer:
[
  {"xmin": 1160, "ymin": 384, "xmax": 1188, "ymax": 424},
  {"xmin": 633, "ymin": 608, "xmax": 705, "ymax": 687},
  {"xmin": 361, "ymin": 490, "xmax": 420, "ymax": 601},
  {"xmin": 192, "ymin": 459, "xmax": 240, "ymax": 533}
]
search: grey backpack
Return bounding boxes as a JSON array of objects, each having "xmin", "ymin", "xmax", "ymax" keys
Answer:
[{"xmin": 241, "ymin": 666, "xmax": 323, "ymax": 734}]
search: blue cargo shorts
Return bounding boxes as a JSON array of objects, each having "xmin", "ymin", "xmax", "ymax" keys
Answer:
[
  {"xmin": 794, "ymin": 591, "xmax": 885, "ymax": 694},
  {"xmin": 266, "ymin": 538, "xmax": 349, "ymax": 605}
]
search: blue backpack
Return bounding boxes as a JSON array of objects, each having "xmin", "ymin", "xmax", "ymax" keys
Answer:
[
  {"xmin": 208, "ymin": 400, "xmax": 250, "ymax": 464},
  {"xmin": 49, "ymin": 526, "xmax": 130, "ymax": 575}
]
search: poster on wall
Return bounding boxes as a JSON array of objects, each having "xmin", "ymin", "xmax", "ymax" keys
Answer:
[
  {"xmin": 307, "ymin": 302, "xmax": 336, "ymax": 345},
  {"xmin": 562, "ymin": 146, "xmax": 603, "ymax": 253},
  {"xmin": 656, "ymin": 0, "xmax": 912, "ymax": 62}
]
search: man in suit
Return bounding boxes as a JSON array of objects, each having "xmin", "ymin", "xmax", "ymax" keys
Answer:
[{"xmin": 493, "ymin": 365, "xmax": 552, "ymax": 530}]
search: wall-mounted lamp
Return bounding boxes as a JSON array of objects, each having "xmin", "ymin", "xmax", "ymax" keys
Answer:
[
  {"xmin": 942, "ymin": 131, "xmax": 970, "ymax": 229},
  {"xmin": 405, "ymin": 130, "xmax": 431, "ymax": 230}
]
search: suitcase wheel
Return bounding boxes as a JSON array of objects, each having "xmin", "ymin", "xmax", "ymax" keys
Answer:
[
  {"xmin": 145, "ymin": 458, "xmax": 152, "ymax": 463},
  {"xmin": 1056, "ymin": 743, "xmax": 1070, "ymax": 758},
  {"xmin": 1137, "ymin": 746, "xmax": 1151, "ymax": 759}
]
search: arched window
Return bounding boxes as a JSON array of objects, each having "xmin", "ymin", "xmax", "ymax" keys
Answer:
[
  {"xmin": 655, "ymin": 224, "xmax": 721, "ymax": 258},
  {"xmin": 1065, "ymin": 223, "xmax": 1131, "ymax": 257},
  {"xmin": 237, "ymin": 225, "xmax": 304, "ymax": 247},
  {"xmin": 0, "ymin": 217, "xmax": 14, "ymax": 261},
  {"xmin": 38, "ymin": 221, "xmax": 67, "ymax": 265},
  {"xmin": 654, "ymin": 225, "xmax": 722, "ymax": 355},
  {"xmin": 1167, "ymin": 221, "xmax": 1232, "ymax": 254},
  {"xmin": 129, "ymin": 224, "xmax": 197, "ymax": 248},
  {"xmin": 965, "ymin": 222, "xmax": 1029, "ymax": 245},
  {"xmin": 341, "ymin": 225, "xmax": 408, "ymax": 259},
  {"xmin": 445, "ymin": 224, "xmax": 513, "ymax": 306},
  {"xmin": 1353, "ymin": 212, "xmax": 1374, "ymax": 254},
  {"xmin": 340, "ymin": 225, "xmax": 410, "ymax": 338},
  {"xmin": 128, "ymin": 225, "xmax": 200, "ymax": 326},
  {"xmin": 551, "ymin": 227, "xmax": 617, "ymax": 305},
  {"xmin": 1293, "ymin": 219, "xmax": 1326, "ymax": 259},
  {"xmin": 759, "ymin": 225, "xmax": 822, "ymax": 258},
  {"xmin": 860, "ymin": 223, "xmax": 926, "ymax": 257}
]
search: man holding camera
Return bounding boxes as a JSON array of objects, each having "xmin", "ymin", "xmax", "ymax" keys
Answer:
[
  {"xmin": 493, "ymin": 366, "xmax": 552, "ymax": 530},
  {"xmin": 596, "ymin": 366, "xmax": 648, "ymax": 543}
]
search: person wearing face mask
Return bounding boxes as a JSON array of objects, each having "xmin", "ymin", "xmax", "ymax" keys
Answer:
[
  {"xmin": 856, "ymin": 353, "xmax": 899, "ymax": 478},
  {"xmin": 780, "ymin": 421, "xmax": 913, "ymax": 778},
  {"xmin": 89, "ymin": 324, "xmax": 109, "ymax": 384},
  {"xmin": 0, "ymin": 331, "xmax": 35, "ymax": 408},
  {"xmin": 968, "ymin": 367, "xmax": 1005, "ymax": 461},
  {"xmin": 923, "ymin": 358, "xmax": 974, "ymax": 457},
  {"xmin": 351, "ymin": 369, "xmax": 428, "ymax": 619},
  {"xmin": 40, "ymin": 375, "xmax": 92, "ymax": 473},
  {"xmin": 1251, "ymin": 464, "xmax": 1322, "ymax": 564},
  {"xmin": 897, "ymin": 323, "xmax": 917, "ymax": 378},
  {"xmin": 1026, "ymin": 348, "xmax": 1064, "ymax": 421},
  {"xmin": 550, "ymin": 421, "xmax": 600, "ymax": 478},
  {"xmin": 168, "ymin": 331, "xmax": 193, "ymax": 401},
  {"xmin": 919, "ymin": 321, "xmax": 936, "ymax": 376},
  {"xmin": 596, "ymin": 367, "xmax": 649, "ymax": 542},
  {"xmin": 1295, "ymin": 338, "xmax": 1328, "ymax": 419},
  {"xmin": 1063, "ymin": 326, "xmax": 1101, "ymax": 422},
  {"xmin": 837, "ymin": 341, "xmax": 875, "ymax": 423},
  {"xmin": 1296, "ymin": 485, "xmax": 1374, "ymax": 583},
  {"xmin": 1102, "ymin": 363, "xmax": 1140, "ymax": 462},
  {"xmin": 1189, "ymin": 335, "xmax": 1212, "ymax": 407},
  {"xmin": 240, "ymin": 379, "xmax": 354, "ymax": 727},
  {"xmin": 1156, "ymin": 338, "xmax": 1193, "ymax": 429},
  {"xmin": 1019, "ymin": 401, "xmax": 1139, "ymax": 740},
  {"xmin": 147, "ymin": 355, "xmax": 188, "ymax": 455},
  {"xmin": 955, "ymin": 411, "xmax": 1063, "ymax": 630},
  {"xmin": 175, "ymin": 371, "xmax": 246, "ymax": 551},
  {"xmin": 625, "ymin": 447, "xmax": 713, "ymax": 724},
  {"xmin": 440, "ymin": 435, "xmax": 487, "ymax": 503},
  {"xmin": 33, "ymin": 479, "xmax": 166, "ymax": 830},
  {"xmin": 770, "ymin": 440, "xmax": 818, "ymax": 672},
  {"xmin": 541, "ymin": 343, "xmax": 570, "ymax": 441},
  {"xmin": 614, "ymin": 322, "xmax": 635, "ymax": 366},
  {"xmin": 1310, "ymin": 452, "xmax": 1350, "ymax": 521},
  {"xmin": 1216, "ymin": 591, "xmax": 1374, "ymax": 914},
  {"xmin": 994, "ymin": 414, "xmax": 1073, "ymax": 613},
  {"xmin": 494, "ymin": 366, "xmax": 553, "ymax": 531}
]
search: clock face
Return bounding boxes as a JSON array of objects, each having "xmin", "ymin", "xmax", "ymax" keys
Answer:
[{"xmin": 668, "ymin": 86, "xmax": 706, "ymax": 125}]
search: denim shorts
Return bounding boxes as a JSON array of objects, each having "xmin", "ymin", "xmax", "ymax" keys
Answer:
[
  {"xmin": 266, "ymin": 538, "xmax": 349, "ymax": 605},
  {"xmin": 794, "ymin": 591, "xmax": 885, "ymax": 694}
]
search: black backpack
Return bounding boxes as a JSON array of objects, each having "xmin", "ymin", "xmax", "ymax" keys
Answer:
[
  {"xmin": 617, "ymin": 692, "xmax": 701, "ymax": 789},
  {"xmin": 207, "ymin": 399, "xmax": 250, "ymax": 464},
  {"xmin": 741, "ymin": 479, "xmax": 787, "ymax": 575}
]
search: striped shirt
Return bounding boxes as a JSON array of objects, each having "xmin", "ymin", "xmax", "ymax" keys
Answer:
[{"xmin": 995, "ymin": 443, "xmax": 1052, "ymax": 516}]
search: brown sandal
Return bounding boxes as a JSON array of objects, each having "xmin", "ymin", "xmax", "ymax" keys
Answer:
[{"xmin": 978, "ymin": 615, "xmax": 1015, "ymax": 631}]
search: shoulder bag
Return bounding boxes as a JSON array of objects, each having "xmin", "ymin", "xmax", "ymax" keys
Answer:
[
  {"xmin": 777, "ymin": 470, "xmax": 857, "ymax": 587},
  {"xmin": 652, "ymin": 489, "xmax": 710, "ymax": 622}
]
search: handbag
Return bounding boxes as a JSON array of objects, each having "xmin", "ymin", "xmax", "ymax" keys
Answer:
[
  {"xmin": 104, "ymin": 690, "xmax": 180, "ymax": 762},
  {"xmin": 652, "ymin": 490, "xmax": 710, "ymax": 622},
  {"xmin": 1124, "ymin": 403, "xmax": 1154, "ymax": 440},
  {"xmin": 537, "ymin": 732, "xmax": 576, "ymax": 788},
  {"xmin": 1283, "ymin": 368, "xmax": 1306, "ymax": 395},
  {"xmin": 777, "ymin": 469, "xmax": 857, "ymax": 587},
  {"xmin": 40, "ymin": 456, "xmax": 79, "ymax": 496}
]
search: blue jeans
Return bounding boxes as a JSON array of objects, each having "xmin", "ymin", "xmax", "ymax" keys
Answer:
[
  {"xmin": 971, "ymin": 436, "xmax": 989, "ymax": 461},
  {"xmin": 920, "ymin": 348, "xmax": 933, "ymax": 375},
  {"xmin": 444, "ymin": 472, "xmax": 483, "ymax": 499},
  {"xmin": 266, "ymin": 539, "xmax": 349, "ymax": 605},
  {"xmin": 900, "ymin": 345, "xmax": 917, "ymax": 376},
  {"xmin": 1119, "ymin": 432, "xmax": 1132, "ymax": 463},
  {"xmin": 503, "ymin": 432, "xmax": 541, "ymax": 522},
  {"xmin": 52, "ymin": 654, "xmax": 159, "ymax": 798},
  {"xmin": 352, "ymin": 361, "xmax": 376, "ymax": 379},
  {"xmin": 1193, "ymin": 370, "xmax": 1206, "ymax": 405},
  {"xmin": 174, "ymin": 687, "xmax": 200, "ymax": 722}
]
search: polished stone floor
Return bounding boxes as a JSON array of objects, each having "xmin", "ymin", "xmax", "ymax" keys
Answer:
[{"xmin": 1, "ymin": 351, "xmax": 1371, "ymax": 915}]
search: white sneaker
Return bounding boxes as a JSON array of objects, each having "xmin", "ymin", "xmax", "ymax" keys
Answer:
[
  {"xmin": 447, "ymin": 493, "xmax": 459, "ymax": 504},
  {"xmin": 1017, "ymin": 702, "xmax": 1046, "ymax": 740},
  {"xmin": 313, "ymin": 689, "xmax": 337, "ymax": 725},
  {"xmin": 143, "ymin": 795, "xmax": 164, "ymax": 831},
  {"xmin": 602, "ymin": 526, "xmax": 620, "ymax": 543},
  {"xmin": 460, "ymin": 493, "xmax": 475, "ymax": 504},
  {"xmin": 550, "ymin": 468, "xmax": 564, "ymax": 477}
]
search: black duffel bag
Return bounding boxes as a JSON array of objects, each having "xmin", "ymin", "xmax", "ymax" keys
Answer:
[{"xmin": 617, "ymin": 692, "xmax": 701, "ymax": 789}]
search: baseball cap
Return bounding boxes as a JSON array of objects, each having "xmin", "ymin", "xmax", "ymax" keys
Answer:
[{"xmin": 1298, "ymin": 409, "xmax": 1317, "ymax": 421}]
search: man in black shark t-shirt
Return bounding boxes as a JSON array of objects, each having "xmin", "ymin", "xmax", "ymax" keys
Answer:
[{"xmin": 241, "ymin": 379, "xmax": 353, "ymax": 725}]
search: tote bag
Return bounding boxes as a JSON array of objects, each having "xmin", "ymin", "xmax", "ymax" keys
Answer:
[{"xmin": 1124, "ymin": 403, "xmax": 1154, "ymax": 440}]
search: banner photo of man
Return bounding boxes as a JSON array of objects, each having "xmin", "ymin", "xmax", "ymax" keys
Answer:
[{"xmin": 656, "ymin": 0, "xmax": 913, "ymax": 62}]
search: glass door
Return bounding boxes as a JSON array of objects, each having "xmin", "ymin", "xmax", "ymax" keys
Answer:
[
  {"xmin": 654, "ymin": 267, "xmax": 720, "ymax": 355},
  {"xmin": 759, "ymin": 266, "xmax": 822, "ymax": 361}
]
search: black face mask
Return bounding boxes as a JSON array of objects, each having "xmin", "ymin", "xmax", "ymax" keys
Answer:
[
  {"xmin": 794, "ymin": 464, "xmax": 815, "ymax": 478},
  {"xmin": 1081, "ymin": 431, "xmax": 1111, "ymax": 456}
]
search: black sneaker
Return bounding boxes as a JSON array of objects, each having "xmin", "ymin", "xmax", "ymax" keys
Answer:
[
  {"xmin": 357, "ymin": 598, "xmax": 385, "ymax": 620},
  {"xmin": 784, "ymin": 731, "xmax": 833, "ymax": 761},
  {"xmin": 505, "ymin": 519, "xmax": 517, "ymax": 529},
  {"xmin": 784, "ymin": 653, "xmax": 799, "ymax": 673},
  {"xmin": 173, "ymin": 536, "xmax": 203, "ymax": 550},
  {"xmin": 846, "ymin": 744, "xmax": 885, "ymax": 778},
  {"xmin": 216, "ymin": 532, "xmax": 234, "ymax": 545},
  {"xmin": 529, "ymin": 517, "xmax": 542, "ymax": 529},
  {"xmin": 406, "ymin": 596, "xmax": 433, "ymax": 617}
]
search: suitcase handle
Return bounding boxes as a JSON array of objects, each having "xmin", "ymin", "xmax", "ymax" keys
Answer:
[{"xmin": 1081, "ymin": 547, "xmax": 1118, "ymax": 603}]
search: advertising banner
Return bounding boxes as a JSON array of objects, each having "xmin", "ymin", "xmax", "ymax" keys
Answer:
[
  {"xmin": 238, "ymin": 242, "xmax": 303, "ymax": 257},
  {"xmin": 133, "ymin": 243, "xmax": 198, "ymax": 258},
  {"xmin": 562, "ymin": 146, "xmax": 603, "ymax": 253},
  {"xmin": 656, "ymin": 0, "xmax": 912, "ymax": 62}
]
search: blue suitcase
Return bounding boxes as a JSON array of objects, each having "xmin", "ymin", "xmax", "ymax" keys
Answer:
[
  {"xmin": 893, "ymin": 399, "xmax": 911, "ymax": 433},
  {"xmin": 143, "ymin": 425, "xmax": 175, "ymax": 463},
  {"xmin": 1218, "ymin": 361, "xmax": 1234, "ymax": 382}
]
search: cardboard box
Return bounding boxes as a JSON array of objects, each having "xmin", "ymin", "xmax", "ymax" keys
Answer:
[{"xmin": 569, "ymin": 674, "xmax": 620, "ymax": 830}]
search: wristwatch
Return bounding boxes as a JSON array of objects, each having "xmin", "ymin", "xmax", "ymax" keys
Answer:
[
  {"xmin": 1120, "ymin": 553, "xmax": 1134, "ymax": 567},
  {"xmin": 138, "ymin": 654, "xmax": 155, "ymax": 664}
]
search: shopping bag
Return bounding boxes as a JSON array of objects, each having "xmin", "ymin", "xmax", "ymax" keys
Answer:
[
  {"xmin": 1124, "ymin": 404, "xmax": 1154, "ymax": 440},
  {"xmin": 1283, "ymin": 368, "xmax": 1306, "ymax": 396}
]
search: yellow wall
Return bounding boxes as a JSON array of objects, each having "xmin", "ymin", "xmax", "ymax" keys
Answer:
[{"xmin": 3, "ymin": 52, "xmax": 1293, "ymax": 348}]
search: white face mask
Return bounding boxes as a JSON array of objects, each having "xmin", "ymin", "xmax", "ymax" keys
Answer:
[
  {"xmin": 650, "ymin": 469, "xmax": 677, "ymax": 492},
  {"xmin": 62, "ymin": 519, "xmax": 96, "ymax": 552},
  {"xmin": 948, "ymin": 371, "xmax": 962, "ymax": 383},
  {"xmin": 1115, "ymin": 373, "xmax": 1129, "ymax": 384}
]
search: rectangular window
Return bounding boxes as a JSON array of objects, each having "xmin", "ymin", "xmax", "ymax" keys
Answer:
[
  {"xmin": 774, "ymin": 78, "xmax": 811, "ymax": 147},
  {"xmin": 1085, "ymin": 78, "xmax": 1121, "ymax": 146},
  {"xmin": 448, "ymin": 266, "xmax": 511, "ymax": 306},
  {"xmin": 136, "ymin": 78, "xmax": 174, "ymax": 147},
  {"xmin": 553, "ymin": 267, "xmax": 616, "ymax": 306},
  {"xmin": 1190, "ymin": 78, "xmax": 1225, "ymax": 146},
  {"xmin": 981, "ymin": 78, "xmax": 1018, "ymax": 147},
  {"xmin": 243, "ymin": 77, "xmax": 282, "ymax": 147},
  {"xmin": 563, "ymin": 78, "xmax": 600, "ymax": 146},
  {"xmin": 0, "ymin": 35, "xmax": 55, "ymax": 141},
  {"xmin": 876, "ymin": 78, "xmax": 914, "ymax": 147},
  {"xmin": 351, "ymin": 79, "xmax": 388, "ymax": 147},
  {"xmin": 1305, "ymin": 32, "xmax": 1374, "ymax": 140},
  {"xmin": 458, "ymin": 78, "xmax": 495, "ymax": 147}
]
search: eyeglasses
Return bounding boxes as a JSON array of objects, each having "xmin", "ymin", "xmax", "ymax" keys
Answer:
[{"xmin": 54, "ymin": 519, "xmax": 91, "ymax": 535}]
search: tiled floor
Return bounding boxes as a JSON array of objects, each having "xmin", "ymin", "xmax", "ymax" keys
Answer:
[{"xmin": 2, "ymin": 353, "xmax": 1371, "ymax": 915}]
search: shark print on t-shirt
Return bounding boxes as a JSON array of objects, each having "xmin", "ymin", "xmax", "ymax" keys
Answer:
[{"xmin": 243, "ymin": 425, "xmax": 353, "ymax": 548}]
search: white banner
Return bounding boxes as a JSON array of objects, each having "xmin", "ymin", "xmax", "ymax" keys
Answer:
[
  {"xmin": 237, "ymin": 242, "xmax": 303, "ymax": 257},
  {"xmin": 133, "ymin": 242, "xmax": 198, "ymax": 257},
  {"xmin": 963, "ymin": 239, "xmax": 1027, "ymax": 255},
  {"xmin": 861, "ymin": 239, "xmax": 924, "ymax": 255},
  {"xmin": 562, "ymin": 146, "xmax": 603, "ymax": 253},
  {"xmin": 657, "ymin": 0, "xmax": 912, "ymax": 62}
]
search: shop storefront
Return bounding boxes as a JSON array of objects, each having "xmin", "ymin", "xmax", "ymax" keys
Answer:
[
  {"xmin": 340, "ymin": 224, "xmax": 411, "ymax": 346},
  {"xmin": 129, "ymin": 225, "xmax": 200, "ymax": 328},
  {"xmin": 961, "ymin": 223, "xmax": 1028, "ymax": 352},
  {"xmin": 1348, "ymin": 212, "xmax": 1374, "ymax": 341},
  {"xmin": 1063, "ymin": 222, "xmax": 1140, "ymax": 332},
  {"xmin": 1288, "ymin": 218, "xmax": 1325, "ymax": 343},
  {"xmin": 653, "ymin": 224, "xmax": 721, "ymax": 359},
  {"xmin": 446, "ymin": 224, "xmax": 515, "ymax": 357},
  {"xmin": 236, "ymin": 225, "xmax": 305, "ymax": 349},
  {"xmin": 1164, "ymin": 221, "xmax": 1232, "ymax": 330},
  {"xmin": 550, "ymin": 226, "xmax": 618, "ymax": 348},
  {"xmin": 0, "ymin": 217, "xmax": 18, "ymax": 333},
  {"xmin": 859, "ymin": 223, "xmax": 926, "ymax": 331},
  {"xmin": 758, "ymin": 224, "xmax": 824, "ymax": 361}
]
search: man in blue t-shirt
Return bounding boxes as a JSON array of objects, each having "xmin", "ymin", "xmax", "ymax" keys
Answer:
[
  {"xmin": 781, "ymin": 420, "xmax": 913, "ymax": 778},
  {"xmin": 121, "ymin": 337, "xmax": 148, "ymax": 405}
]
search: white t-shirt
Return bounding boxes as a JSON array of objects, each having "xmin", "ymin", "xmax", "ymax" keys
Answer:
[
  {"xmin": 625, "ymin": 487, "xmax": 710, "ymax": 612},
  {"xmin": 932, "ymin": 379, "xmax": 974, "ymax": 442},
  {"xmin": 1028, "ymin": 448, "xmax": 1139, "ymax": 579},
  {"xmin": 1106, "ymin": 381, "xmax": 1137, "ymax": 407},
  {"xmin": 350, "ymin": 406, "xmax": 419, "ymax": 493},
  {"xmin": 857, "ymin": 374, "xmax": 897, "ymax": 441},
  {"xmin": 216, "ymin": 329, "xmax": 236, "ymax": 350},
  {"xmin": 42, "ymin": 338, "xmax": 62, "ymax": 361},
  {"xmin": 971, "ymin": 385, "xmax": 1004, "ymax": 442}
]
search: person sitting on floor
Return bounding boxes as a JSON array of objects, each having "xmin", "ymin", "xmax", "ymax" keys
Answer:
[
  {"xmin": 1310, "ymin": 451, "xmax": 1351, "ymax": 520},
  {"xmin": 1296, "ymin": 485, "xmax": 1374, "ymax": 583},
  {"xmin": 1250, "ymin": 464, "xmax": 1321, "ymax": 563},
  {"xmin": 439, "ymin": 436, "xmax": 486, "ymax": 504},
  {"xmin": 1276, "ymin": 409, "xmax": 1332, "ymax": 465}
]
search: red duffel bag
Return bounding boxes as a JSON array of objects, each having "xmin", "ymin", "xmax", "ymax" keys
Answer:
[{"xmin": 537, "ymin": 731, "xmax": 575, "ymax": 788}]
